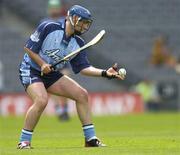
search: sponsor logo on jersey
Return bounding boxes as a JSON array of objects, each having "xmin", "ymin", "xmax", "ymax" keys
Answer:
[{"xmin": 44, "ymin": 49, "xmax": 62, "ymax": 62}]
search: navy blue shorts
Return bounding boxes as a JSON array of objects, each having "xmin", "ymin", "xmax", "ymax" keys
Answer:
[{"xmin": 19, "ymin": 66, "xmax": 63, "ymax": 90}]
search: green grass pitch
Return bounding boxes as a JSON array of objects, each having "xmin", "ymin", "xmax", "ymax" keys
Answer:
[{"xmin": 0, "ymin": 113, "xmax": 180, "ymax": 155}]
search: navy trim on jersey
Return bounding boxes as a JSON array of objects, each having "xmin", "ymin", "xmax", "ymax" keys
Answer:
[
  {"xmin": 25, "ymin": 22, "xmax": 63, "ymax": 53},
  {"xmin": 70, "ymin": 35, "xmax": 90, "ymax": 74}
]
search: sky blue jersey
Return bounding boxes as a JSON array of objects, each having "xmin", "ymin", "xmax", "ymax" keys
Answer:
[{"xmin": 21, "ymin": 20, "xmax": 90, "ymax": 74}]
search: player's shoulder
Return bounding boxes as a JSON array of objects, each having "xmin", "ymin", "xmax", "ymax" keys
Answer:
[
  {"xmin": 39, "ymin": 18, "xmax": 52, "ymax": 25},
  {"xmin": 57, "ymin": 17, "xmax": 66, "ymax": 24},
  {"xmin": 37, "ymin": 20, "xmax": 63, "ymax": 32},
  {"xmin": 74, "ymin": 35, "xmax": 85, "ymax": 47}
]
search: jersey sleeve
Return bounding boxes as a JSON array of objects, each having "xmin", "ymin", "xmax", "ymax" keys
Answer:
[
  {"xmin": 25, "ymin": 22, "xmax": 61, "ymax": 53},
  {"xmin": 25, "ymin": 22, "xmax": 48, "ymax": 53},
  {"xmin": 70, "ymin": 36, "xmax": 91, "ymax": 74}
]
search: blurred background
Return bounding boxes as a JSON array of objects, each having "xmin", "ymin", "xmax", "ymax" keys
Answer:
[{"xmin": 0, "ymin": 0, "xmax": 180, "ymax": 116}]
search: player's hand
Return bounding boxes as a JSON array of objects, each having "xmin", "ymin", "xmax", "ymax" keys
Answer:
[
  {"xmin": 41, "ymin": 63, "xmax": 53, "ymax": 75},
  {"xmin": 106, "ymin": 63, "xmax": 126, "ymax": 80}
]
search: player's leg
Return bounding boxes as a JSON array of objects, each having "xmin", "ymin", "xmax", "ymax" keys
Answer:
[
  {"xmin": 24, "ymin": 83, "xmax": 48, "ymax": 130},
  {"xmin": 48, "ymin": 75, "xmax": 91, "ymax": 124},
  {"xmin": 18, "ymin": 82, "xmax": 48, "ymax": 149},
  {"xmin": 47, "ymin": 75, "xmax": 106, "ymax": 147}
]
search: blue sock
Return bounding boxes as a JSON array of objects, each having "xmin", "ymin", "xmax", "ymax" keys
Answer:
[
  {"xmin": 55, "ymin": 104, "xmax": 63, "ymax": 115},
  {"xmin": 19, "ymin": 129, "xmax": 33, "ymax": 142},
  {"xmin": 82, "ymin": 124, "xmax": 96, "ymax": 141},
  {"xmin": 63, "ymin": 103, "xmax": 68, "ymax": 113}
]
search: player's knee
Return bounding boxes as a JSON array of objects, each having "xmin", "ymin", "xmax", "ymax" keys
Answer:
[
  {"xmin": 77, "ymin": 88, "xmax": 88, "ymax": 102},
  {"xmin": 35, "ymin": 95, "xmax": 48, "ymax": 109}
]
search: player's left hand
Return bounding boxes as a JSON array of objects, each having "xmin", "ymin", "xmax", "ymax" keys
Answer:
[{"xmin": 106, "ymin": 63, "xmax": 125, "ymax": 80}]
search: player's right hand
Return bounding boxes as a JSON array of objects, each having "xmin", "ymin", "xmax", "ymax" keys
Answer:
[{"xmin": 41, "ymin": 63, "xmax": 52, "ymax": 74}]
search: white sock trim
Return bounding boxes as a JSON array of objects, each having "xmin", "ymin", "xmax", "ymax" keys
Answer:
[
  {"xmin": 83, "ymin": 125, "xmax": 94, "ymax": 130},
  {"xmin": 22, "ymin": 129, "xmax": 33, "ymax": 135}
]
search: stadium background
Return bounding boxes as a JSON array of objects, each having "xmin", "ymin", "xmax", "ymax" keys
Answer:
[
  {"xmin": 0, "ymin": 0, "xmax": 180, "ymax": 114},
  {"xmin": 0, "ymin": 0, "xmax": 179, "ymax": 154}
]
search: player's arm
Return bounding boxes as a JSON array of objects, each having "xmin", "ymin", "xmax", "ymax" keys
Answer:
[
  {"xmin": 70, "ymin": 48, "xmax": 125, "ymax": 80},
  {"xmin": 71, "ymin": 37, "xmax": 125, "ymax": 80},
  {"xmin": 80, "ymin": 64, "xmax": 125, "ymax": 80},
  {"xmin": 24, "ymin": 22, "xmax": 54, "ymax": 74},
  {"xmin": 80, "ymin": 66, "xmax": 103, "ymax": 76},
  {"xmin": 24, "ymin": 47, "xmax": 51, "ymax": 74}
]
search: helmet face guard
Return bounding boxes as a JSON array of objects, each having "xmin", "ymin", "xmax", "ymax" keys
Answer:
[
  {"xmin": 73, "ymin": 17, "xmax": 92, "ymax": 35},
  {"xmin": 68, "ymin": 5, "xmax": 93, "ymax": 35}
]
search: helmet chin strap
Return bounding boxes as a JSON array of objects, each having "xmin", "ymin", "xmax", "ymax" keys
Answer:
[
  {"xmin": 68, "ymin": 12, "xmax": 82, "ymax": 35},
  {"xmin": 74, "ymin": 17, "xmax": 82, "ymax": 35}
]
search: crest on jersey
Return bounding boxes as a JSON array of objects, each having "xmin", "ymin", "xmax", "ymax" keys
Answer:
[
  {"xmin": 44, "ymin": 49, "xmax": 62, "ymax": 62},
  {"xmin": 30, "ymin": 31, "xmax": 40, "ymax": 42}
]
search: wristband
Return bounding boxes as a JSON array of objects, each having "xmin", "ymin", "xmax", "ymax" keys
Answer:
[
  {"xmin": 101, "ymin": 70, "xmax": 107, "ymax": 77},
  {"xmin": 101, "ymin": 70, "xmax": 116, "ymax": 79}
]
